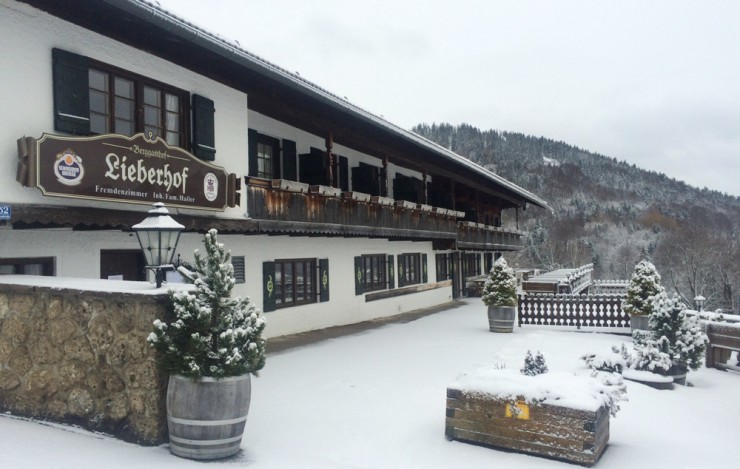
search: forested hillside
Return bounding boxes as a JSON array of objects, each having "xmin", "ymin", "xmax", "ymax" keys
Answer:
[{"xmin": 413, "ymin": 122, "xmax": 740, "ymax": 313}]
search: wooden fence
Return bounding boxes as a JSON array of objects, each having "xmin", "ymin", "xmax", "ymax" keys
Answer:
[{"xmin": 518, "ymin": 293, "xmax": 629, "ymax": 329}]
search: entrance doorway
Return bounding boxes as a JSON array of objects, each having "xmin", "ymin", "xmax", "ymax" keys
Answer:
[{"xmin": 100, "ymin": 250, "xmax": 146, "ymax": 281}]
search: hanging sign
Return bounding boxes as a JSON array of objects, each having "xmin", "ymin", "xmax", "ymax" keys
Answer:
[{"xmin": 29, "ymin": 133, "xmax": 237, "ymax": 211}]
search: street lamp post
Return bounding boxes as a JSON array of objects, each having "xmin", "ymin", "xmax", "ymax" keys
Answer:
[
  {"xmin": 693, "ymin": 295, "xmax": 706, "ymax": 312},
  {"xmin": 132, "ymin": 203, "xmax": 184, "ymax": 288}
]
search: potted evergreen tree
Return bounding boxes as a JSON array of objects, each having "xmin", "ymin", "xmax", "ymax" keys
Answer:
[
  {"xmin": 624, "ymin": 260, "xmax": 665, "ymax": 332},
  {"xmin": 482, "ymin": 256, "xmax": 518, "ymax": 332},
  {"xmin": 647, "ymin": 293, "xmax": 708, "ymax": 385},
  {"xmin": 148, "ymin": 229, "xmax": 266, "ymax": 460}
]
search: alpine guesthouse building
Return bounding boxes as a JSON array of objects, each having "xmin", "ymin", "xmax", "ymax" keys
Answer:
[{"xmin": 0, "ymin": 0, "xmax": 548, "ymax": 338}]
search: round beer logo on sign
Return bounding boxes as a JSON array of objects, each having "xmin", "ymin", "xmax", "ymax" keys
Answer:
[
  {"xmin": 53, "ymin": 149, "xmax": 85, "ymax": 186},
  {"xmin": 203, "ymin": 172, "xmax": 218, "ymax": 202}
]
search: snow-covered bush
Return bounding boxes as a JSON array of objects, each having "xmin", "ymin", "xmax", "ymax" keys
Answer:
[
  {"xmin": 521, "ymin": 350, "xmax": 548, "ymax": 376},
  {"xmin": 582, "ymin": 344, "xmax": 631, "ymax": 374},
  {"xmin": 482, "ymin": 256, "xmax": 517, "ymax": 307},
  {"xmin": 623, "ymin": 260, "xmax": 665, "ymax": 317},
  {"xmin": 148, "ymin": 229, "xmax": 266, "ymax": 380},
  {"xmin": 649, "ymin": 293, "xmax": 708, "ymax": 371},
  {"xmin": 631, "ymin": 330, "xmax": 672, "ymax": 374}
]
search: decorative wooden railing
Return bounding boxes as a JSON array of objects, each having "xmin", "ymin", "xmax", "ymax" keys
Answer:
[
  {"xmin": 518, "ymin": 293, "xmax": 630, "ymax": 329},
  {"xmin": 456, "ymin": 221, "xmax": 525, "ymax": 251},
  {"xmin": 246, "ymin": 180, "xmax": 460, "ymax": 240},
  {"xmin": 590, "ymin": 280, "xmax": 629, "ymax": 295}
]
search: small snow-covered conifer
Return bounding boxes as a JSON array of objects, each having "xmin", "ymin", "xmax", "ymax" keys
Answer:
[
  {"xmin": 148, "ymin": 229, "xmax": 266, "ymax": 379},
  {"xmin": 623, "ymin": 260, "xmax": 665, "ymax": 317},
  {"xmin": 648, "ymin": 293, "xmax": 708, "ymax": 371},
  {"xmin": 521, "ymin": 350, "xmax": 548, "ymax": 376},
  {"xmin": 482, "ymin": 256, "xmax": 517, "ymax": 307}
]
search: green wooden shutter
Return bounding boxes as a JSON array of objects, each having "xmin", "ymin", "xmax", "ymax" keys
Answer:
[
  {"xmin": 282, "ymin": 139, "xmax": 297, "ymax": 181},
  {"xmin": 398, "ymin": 255, "xmax": 406, "ymax": 288},
  {"xmin": 262, "ymin": 261, "xmax": 276, "ymax": 312},
  {"xmin": 52, "ymin": 48, "xmax": 90, "ymax": 135},
  {"xmin": 192, "ymin": 94, "xmax": 216, "ymax": 160},
  {"xmin": 248, "ymin": 129, "xmax": 258, "ymax": 177},
  {"xmin": 451, "ymin": 252, "xmax": 460, "ymax": 299},
  {"xmin": 387, "ymin": 255, "xmax": 395, "ymax": 289},
  {"xmin": 354, "ymin": 256, "xmax": 364, "ymax": 295},
  {"xmin": 422, "ymin": 254, "xmax": 428, "ymax": 283},
  {"xmin": 319, "ymin": 258, "xmax": 329, "ymax": 302}
]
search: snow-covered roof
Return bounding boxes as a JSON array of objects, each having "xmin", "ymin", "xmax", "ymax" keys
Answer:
[{"xmin": 106, "ymin": 0, "xmax": 549, "ymax": 210}]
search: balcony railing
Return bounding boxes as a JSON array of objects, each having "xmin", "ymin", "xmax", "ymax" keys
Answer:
[
  {"xmin": 246, "ymin": 179, "xmax": 460, "ymax": 240},
  {"xmin": 456, "ymin": 221, "xmax": 525, "ymax": 251}
]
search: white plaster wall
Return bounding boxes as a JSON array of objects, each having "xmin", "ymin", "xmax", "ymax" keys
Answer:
[
  {"xmin": 177, "ymin": 232, "xmax": 451, "ymax": 338},
  {"xmin": 0, "ymin": 0, "xmax": 248, "ymax": 219},
  {"xmin": 0, "ymin": 227, "xmax": 450, "ymax": 338}
]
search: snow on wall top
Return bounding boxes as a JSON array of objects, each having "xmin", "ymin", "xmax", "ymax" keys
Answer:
[{"xmin": 0, "ymin": 275, "xmax": 193, "ymax": 295}]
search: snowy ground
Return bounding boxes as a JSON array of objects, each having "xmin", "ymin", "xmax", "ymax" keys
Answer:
[{"xmin": 2, "ymin": 299, "xmax": 739, "ymax": 468}]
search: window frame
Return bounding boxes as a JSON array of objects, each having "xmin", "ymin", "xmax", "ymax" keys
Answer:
[
  {"xmin": 274, "ymin": 258, "xmax": 317, "ymax": 309},
  {"xmin": 256, "ymin": 133, "xmax": 280, "ymax": 179},
  {"xmin": 0, "ymin": 257, "xmax": 55, "ymax": 276},
  {"xmin": 361, "ymin": 254, "xmax": 387, "ymax": 293},
  {"xmin": 87, "ymin": 58, "xmax": 189, "ymax": 148},
  {"xmin": 436, "ymin": 253, "xmax": 451, "ymax": 281},
  {"xmin": 399, "ymin": 253, "xmax": 422, "ymax": 286}
]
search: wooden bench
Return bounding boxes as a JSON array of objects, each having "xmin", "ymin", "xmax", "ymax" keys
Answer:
[
  {"xmin": 704, "ymin": 322, "xmax": 740, "ymax": 370},
  {"xmin": 445, "ymin": 389, "xmax": 609, "ymax": 466}
]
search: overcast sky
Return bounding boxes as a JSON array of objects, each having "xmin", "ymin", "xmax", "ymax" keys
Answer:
[{"xmin": 157, "ymin": 0, "xmax": 740, "ymax": 197}]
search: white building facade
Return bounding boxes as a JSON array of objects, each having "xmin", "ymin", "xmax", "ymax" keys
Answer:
[{"xmin": 0, "ymin": 0, "xmax": 548, "ymax": 338}]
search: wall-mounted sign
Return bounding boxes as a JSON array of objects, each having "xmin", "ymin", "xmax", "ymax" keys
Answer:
[
  {"xmin": 0, "ymin": 205, "xmax": 11, "ymax": 220},
  {"xmin": 24, "ymin": 133, "xmax": 238, "ymax": 211}
]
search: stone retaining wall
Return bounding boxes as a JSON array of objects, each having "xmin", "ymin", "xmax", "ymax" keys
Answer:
[{"xmin": 0, "ymin": 283, "xmax": 169, "ymax": 445}]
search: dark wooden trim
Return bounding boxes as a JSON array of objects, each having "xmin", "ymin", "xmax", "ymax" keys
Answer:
[{"xmin": 365, "ymin": 280, "xmax": 451, "ymax": 302}]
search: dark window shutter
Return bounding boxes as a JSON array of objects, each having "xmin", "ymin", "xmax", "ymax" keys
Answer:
[
  {"xmin": 398, "ymin": 255, "xmax": 406, "ymax": 288},
  {"xmin": 282, "ymin": 139, "xmax": 297, "ymax": 181},
  {"xmin": 422, "ymin": 254, "xmax": 428, "ymax": 283},
  {"xmin": 319, "ymin": 258, "xmax": 329, "ymax": 302},
  {"xmin": 354, "ymin": 256, "xmax": 364, "ymax": 295},
  {"xmin": 232, "ymin": 256, "xmax": 245, "ymax": 284},
  {"xmin": 387, "ymin": 255, "xmax": 395, "ymax": 289},
  {"xmin": 272, "ymin": 140, "xmax": 282, "ymax": 179},
  {"xmin": 262, "ymin": 261, "xmax": 276, "ymax": 312},
  {"xmin": 248, "ymin": 129, "xmax": 258, "ymax": 177},
  {"xmin": 192, "ymin": 94, "xmax": 216, "ymax": 160},
  {"xmin": 52, "ymin": 48, "xmax": 90, "ymax": 135},
  {"xmin": 299, "ymin": 148, "xmax": 327, "ymax": 185},
  {"xmin": 451, "ymin": 252, "xmax": 460, "ymax": 299},
  {"xmin": 338, "ymin": 155, "xmax": 349, "ymax": 191}
]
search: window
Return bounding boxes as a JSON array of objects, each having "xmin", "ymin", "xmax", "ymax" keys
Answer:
[
  {"xmin": 52, "ymin": 49, "xmax": 216, "ymax": 160},
  {"xmin": 274, "ymin": 258, "xmax": 316, "ymax": 308},
  {"xmin": 0, "ymin": 257, "xmax": 55, "ymax": 276},
  {"xmin": 248, "ymin": 130, "xmax": 297, "ymax": 180},
  {"xmin": 398, "ymin": 253, "xmax": 421, "ymax": 286},
  {"xmin": 362, "ymin": 254, "xmax": 387, "ymax": 293},
  {"xmin": 436, "ymin": 253, "xmax": 452, "ymax": 281},
  {"xmin": 88, "ymin": 64, "xmax": 186, "ymax": 146},
  {"xmin": 463, "ymin": 253, "xmax": 482, "ymax": 278},
  {"xmin": 256, "ymin": 135, "xmax": 279, "ymax": 179}
]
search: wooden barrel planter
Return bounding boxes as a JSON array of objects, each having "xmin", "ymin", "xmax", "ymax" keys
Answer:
[
  {"xmin": 629, "ymin": 315, "xmax": 650, "ymax": 333},
  {"xmin": 667, "ymin": 362, "xmax": 687, "ymax": 386},
  {"xmin": 166, "ymin": 374, "xmax": 252, "ymax": 460},
  {"xmin": 488, "ymin": 306, "xmax": 516, "ymax": 333}
]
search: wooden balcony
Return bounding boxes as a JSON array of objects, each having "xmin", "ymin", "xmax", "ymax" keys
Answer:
[
  {"xmin": 246, "ymin": 179, "xmax": 460, "ymax": 240},
  {"xmin": 456, "ymin": 221, "xmax": 525, "ymax": 251}
]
